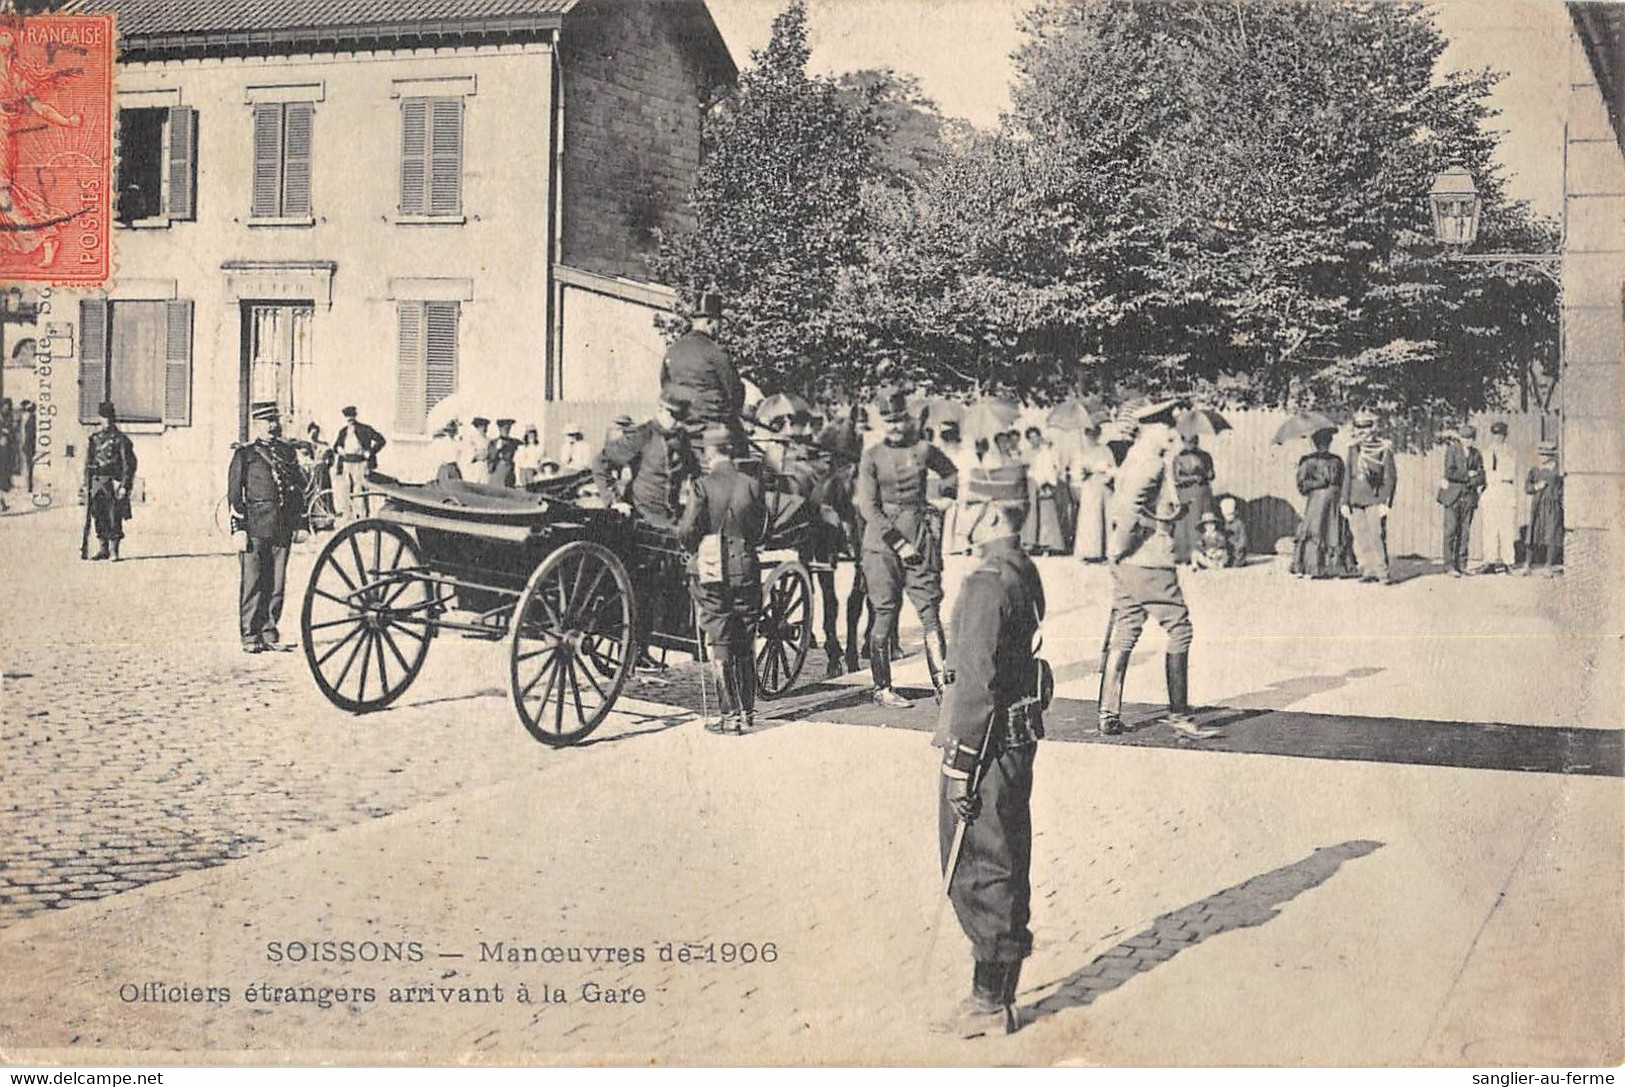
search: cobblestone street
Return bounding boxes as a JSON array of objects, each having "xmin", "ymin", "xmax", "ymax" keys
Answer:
[{"xmin": 1, "ymin": 507, "xmax": 1621, "ymax": 1065}]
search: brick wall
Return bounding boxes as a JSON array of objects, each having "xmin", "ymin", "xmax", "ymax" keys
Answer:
[{"xmin": 559, "ymin": 0, "xmax": 724, "ymax": 282}]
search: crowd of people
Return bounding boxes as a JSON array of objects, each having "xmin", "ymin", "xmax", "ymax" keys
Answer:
[{"xmin": 0, "ymin": 396, "xmax": 39, "ymax": 512}]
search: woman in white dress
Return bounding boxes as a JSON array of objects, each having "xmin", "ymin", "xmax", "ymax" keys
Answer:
[
  {"xmin": 1478, "ymin": 421, "xmax": 1520, "ymax": 573},
  {"xmin": 1071, "ymin": 423, "xmax": 1115, "ymax": 562}
]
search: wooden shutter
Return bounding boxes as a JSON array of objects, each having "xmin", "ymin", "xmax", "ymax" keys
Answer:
[
  {"xmin": 162, "ymin": 300, "xmax": 193, "ymax": 426},
  {"xmin": 251, "ymin": 103, "xmax": 284, "ymax": 218},
  {"xmin": 165, "ymin": 106, "xmax": 197, "ymax": 219},
  {"xmin": 396, "ymin": 303, "xmax": 427, "ymax": 433},
  {"xmin": 79, "ymin": 299, "xmax": 109, "ymax": 424},
  {"xmin": 282, "ymin": 102, "xmax": 313, "ymax": 217},
  {"xmin": 427, "ymin": 98, "xmax": 463, "ymax": 216},
  {"xmin": 399, "ymin": 99, "xmax": 428, "ymax": 215},
  {"xmin": 424, "ymin": 301, "xmax": 459, "ymax": 415}
]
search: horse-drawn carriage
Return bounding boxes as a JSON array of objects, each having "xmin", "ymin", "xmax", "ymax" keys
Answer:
[{"xmin": 298, "ymin": 465, "xmax": 821, "ymax": 747}]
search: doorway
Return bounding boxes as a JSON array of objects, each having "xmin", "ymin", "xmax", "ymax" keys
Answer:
[{"xmin": 238, "ymin": 301, "xmax": 314, "ymax": 442}]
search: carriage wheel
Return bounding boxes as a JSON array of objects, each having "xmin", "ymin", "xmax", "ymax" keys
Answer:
[
  {"xmin": 211, "ymin": 495, "xmax": 232, "ymax": 536},
  {"xmin": 304, "ymin": 487, "xmax": 337, "ymax": 534},
  {"xmin": 301, "ymin": 519, "xmax": 434, "ymax": 713},
  {"xmin": 509, "ymin": 541, "xmax": 637, "ymax": 747},
  {"xmin": 755, "ymin": 560, "xmax": 813, "ymax": 700}
]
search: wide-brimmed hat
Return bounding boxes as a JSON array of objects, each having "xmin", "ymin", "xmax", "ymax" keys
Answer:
[{"xmin": 471, "ymin": 416, "xmax": 490, "ymax": 428}]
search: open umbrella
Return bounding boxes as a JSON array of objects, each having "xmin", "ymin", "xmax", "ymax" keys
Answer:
[
  {"xmin": 924, "ymin": 397, "xmax": 965, "ymax": 428},
  {"xmin": 1177, "ymin": 407, "xmax": 1232, "ymax": 438},
  {"xmin": 757, "ymin": 392, "xmax": 812, "ymax": 426},
  {"xmin": 1046, "ymin": 398, "xmax": 1107, "ymax": 432},
  {"xmin": 1271, "ymin": 411, "xmax": 1339, "ymax": 444},
  {"xmin": 425, "ymin": 390, "xmax": 477, "ymax": 435},
  {"xmin": 962, "ymin": 397, "xmax": 1021, "ymax": 441}
]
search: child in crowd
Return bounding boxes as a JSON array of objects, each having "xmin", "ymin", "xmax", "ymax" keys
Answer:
[
  {"xmin": 1192, "ymin": 512, "xmax": 1231, "ymax": 570},
  {"xmin": 1219, "ymin": 494, "xmax": 1248, "ymax": 566}
]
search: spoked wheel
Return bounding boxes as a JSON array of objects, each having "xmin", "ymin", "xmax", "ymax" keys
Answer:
[
  {"xmin": 756, "ymin": 560, "xmax": 813, "ymax": 699},
  {"xmin": 304, "ymin": 487, "xmax": 337, "ymax": 534},
  {"xmin": 301, "ymin": 519, "xmax": 436, "ymax": 713},
  {"xmin": 509, "ymin": 541, "xmax": 637, "ymax": 747}
]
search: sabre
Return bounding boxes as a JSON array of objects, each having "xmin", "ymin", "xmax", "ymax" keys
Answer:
[{"xmin": 921, "ymin": 709, "xmax": 1000, "ymax": 980}]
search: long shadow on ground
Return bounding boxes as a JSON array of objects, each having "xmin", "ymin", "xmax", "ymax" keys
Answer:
[{"xmin": 1022, "ymin": 840, "xmax": 1384, "ymax": 1027}]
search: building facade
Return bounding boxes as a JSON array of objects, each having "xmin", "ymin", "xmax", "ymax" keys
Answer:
[{"xmin": 52, "ymin": 0, "xmax": 731, "ymax": 507}]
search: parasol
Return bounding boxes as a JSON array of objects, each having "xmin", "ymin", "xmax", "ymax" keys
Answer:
[
  {"xmin": 1176, "ymin": 407, "xmax": 1232, "ymax": 438},
  {"xmin": 1271, "ymin": 411, "xmax": 1340, "ymax": 444},
  {"xmin": 1046, "ymin": 398, "xmax": 1108, "ymax": 432},
  {"xmin": 962, "ymin": 397, "xmax": 1021, "ymax": 441},
  {"xmin": 923, "ymin": 397, "xmax": 966, "ymax": 428},
  {"xmin": 757, "ymin": 392, "xmax": 812, "ymax": 426},
  {"xmin": 425, "ymin": 390, "xmax": 477, "ymax": 435}
]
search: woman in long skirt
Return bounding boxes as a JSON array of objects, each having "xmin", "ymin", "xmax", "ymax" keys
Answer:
[
  {"xmin": 1071, "ymin": 426, "xmax": 1114, "ymax": 562},
  {"xmin": 1292, "ymin": 429, "xmax": 1347, "ymax": 578},
  {"xmin": 1022, "ymin": 427, "xmax": 1070, "ymax": 554},
  {"xmin": 1172, "ymin": 433, "xmax": 1216, "ymax": 564}
]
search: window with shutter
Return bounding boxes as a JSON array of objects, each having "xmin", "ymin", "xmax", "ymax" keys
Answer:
[
  {"xmin": 282, "ymin": 102, "xmax": 313, "ymax": 217},
  {"xmin": 79, "ymin": 299, "xmax": 109, "ymax": 424},
  {"xmin": 396, "ymin": 303, "xmax": 427, "ymax": 434},
  {"xmin": 399, "ymin": 99, "xmax": 428, "ymax": 216},
  {"xmin": 162, "ymin": 300, "xmax": 193, "ymax": 426},
  {"xmin": 251, "ymin": 103, "xmax": 283, "ymax": 218},
  {"xmin": 165, "ymin": 106, "xmax": 198, "ymax": 220},
  {"xmin": 399, "ymin": 97, "xmax": 462, "ymax": 218},
  {"xmin": 424, "ymin": 301, "xmax": 459, "ymax": 415}
]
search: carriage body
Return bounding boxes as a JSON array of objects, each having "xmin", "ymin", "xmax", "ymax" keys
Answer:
[{"xmin": 298, "ymin": 469, "xmax": 816, "ymax": 748}]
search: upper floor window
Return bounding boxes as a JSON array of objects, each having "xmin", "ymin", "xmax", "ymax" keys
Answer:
[
  {"xmin": 115, "ymin": 106, "xmax": 197, "ymax": 226},
  {"xmin": 399, "ymin": 97, "xmax": 463, "ymax": 218},
  {"xmin": 251, "ymin": 102, "xmax": 314, "ymax": 220}
]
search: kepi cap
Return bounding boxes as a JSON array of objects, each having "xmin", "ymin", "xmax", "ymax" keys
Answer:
[
  {"xmin": 97, "ymin": 400, "xmax": 117, "ymax": 421},
  {"xmin": 471, "ymin": 416, "xmax": 490, "ymax": 428},
  {"xmin": 964, "ymin": 463, "xmax": 1028, "ymax": 503},
  {"xmin": 250, "ymin": 401, "xmax": 281, "ymax": 422},
  {"xmin": 341, "ymin": 405, "xmax": 358, "ymax": 418}
]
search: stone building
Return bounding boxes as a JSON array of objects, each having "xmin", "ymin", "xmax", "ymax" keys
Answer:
[{"xmin": 57, "ymin": 0, "xmax": 733, "ymax": 504}]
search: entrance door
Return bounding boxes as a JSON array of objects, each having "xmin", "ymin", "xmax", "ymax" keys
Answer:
[{"xmin": 239, "ymin": 302, "xmax": 314, "ymax": 441}]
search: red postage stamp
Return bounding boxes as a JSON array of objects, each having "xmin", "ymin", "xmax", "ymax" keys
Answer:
[{"xmin": 0, "ymin": 12, "xmax": 114, "ymax": 286}]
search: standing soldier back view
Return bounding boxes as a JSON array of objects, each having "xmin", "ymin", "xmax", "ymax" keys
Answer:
[
  {"xmin": 932, "ymin": 463, "xmax": 1047, "ymax": 1038},
  {"xmin": 677, "ymin": 423, "xmax": 767, "ymax": 733},
  {"xmin": 856, "ymin": 386, "xmax": 958, "ymax": 707},
  {"xmin": 83, "ymin": 400, "xmax": 136, "ymax": 561},
  {"xmin": 332, "ymin": 405, "xmax": 386, "ymax": 519},
  {"xmin": 229, "ymin": 403, "xmax": 305, "ymax": 652},
  {"xmin": 1098, "ymin": 399, "xmax": 1217, "ymax": 739},
  {"xmin": 660, "ymin": 291, "xmax": 745, "ymax": 447}
]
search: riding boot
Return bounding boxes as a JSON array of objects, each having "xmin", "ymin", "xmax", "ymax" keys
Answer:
[
  {"xmin": 706, "ymin": 659, "xmax": 734, "ymax": 734},
  {"xmin": 845, "ymin": 593, "xmax": 864, "ymax": 673},
  {"xmin": 870, "ymin": 640, "xmax": 912, "ymax": 708},
  {"xmin": 89, "ymin": 537, "xmax": 110, "ymax": 561},
  {"xmin": 1097, "ymin": 648, "xmax": 1131, "ymax": 735},
  {"xmin": 923, "ymin": 626, "xmax": 949, "ymax": 702},
  {"xmin": 1164, "ymin": 652, "xmax": 1217, "ymax": 739}
]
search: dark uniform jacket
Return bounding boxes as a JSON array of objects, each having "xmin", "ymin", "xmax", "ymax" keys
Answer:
[
  {"xmin": 1439, "ymin": 440, "xmax": 1486, "ymax": 509},
  {"xmin": 228, "ymin": 438, "xmax": 304, "ymax": 544},
  {"xmin": 659, "ymin": 330, "xmax": 744, "ymax": 426},
  {"xmin": 85, "ymin": 425, "xmax": 138, "ymax": 518},
  {"xmin": 677, "ymin": 459, "xmax": 766, "ymax": 585},
  {"xmin": 334, "ymin": 421, "xmax": 387, "ymax": 469},
  {"xmin": 932, "ymin": 535, "xmax": 1045, "ymax": 751},
  {"xmin": 856, "ymin": 439, "xmax": 957, "ymax": 553},
  {"xmin": 1345, "ymin": 439, "xmax": 1397, "ymax": 508},
  {"xmin": 592, "ymin": 420, "xmax": 696, "ymax": 531}
]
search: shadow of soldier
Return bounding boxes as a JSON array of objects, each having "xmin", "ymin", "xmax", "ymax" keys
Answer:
[{"xmin": 1021, "ymin": 839, "xmax": 1384, "ymax": 1027}]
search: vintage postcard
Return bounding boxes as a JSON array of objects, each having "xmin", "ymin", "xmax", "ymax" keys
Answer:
[{"xmin": 0, "ymin": 0, "xmax": 1620, "ymax": 1071}]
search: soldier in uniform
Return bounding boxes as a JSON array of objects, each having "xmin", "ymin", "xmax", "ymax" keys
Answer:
[
  {"xmin": 593, "ymin": 393, "xmax": 701, "ymax": 671},
  {"xmin": 83, "ymin": 400, "xmax": 137, "ymax": 561},
  {"xmin": 1097, "ymin": 399, "xmax": 1217, "ymax": 739},
  {"xmin": 659, "ymin": 291, "xmax": 745, "ymax": 446},
  {"xmin": 856, "ymin": 386, "xmax": 958, "ymax": 707},
  {"xmin": 677, "ymin": 423, "xmax": 767, "ymax": 733},
  {"xmin": 228, "ymin": 402, "xmax": 305, "ymax": 652},
  {"xmin": 932, "ymin": 463, "xmax": 1047, "ymax": 1038}
]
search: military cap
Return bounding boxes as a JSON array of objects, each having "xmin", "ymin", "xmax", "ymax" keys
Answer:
[
  {"xmin": 1490, "ymin": 421, "xmax": 1509, "ymax": 436},
  {"xmin": 97, "ymin": 400, "xmax": 117, "ymax": 420},
  {"xmin": 874, "ymin": 386, "xmax": 912, "ymax": 422},
  {"xmin": 19, "ymin": 399, "xmax": 32, "ymax": 409},
  {"xmin": 471, "ymin": 416, "xmax": 491, "ymax": 428},
  {"xmin": 964, "ymin": 463, "xmax": 1028, "ymax": 503},
  {"xmin": 341, "ymin": 405, "xmax": 358, "ymax": 419},
  {"xmin": 696, "ymin": 291, "xmax": 723, "ymax": 319},
  {"xmin": 250, "ymin": 401, "xmax": 282, "ymax": 422}
]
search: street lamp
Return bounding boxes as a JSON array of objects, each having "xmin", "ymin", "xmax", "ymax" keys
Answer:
[{"xmin": 0, "ymin": 285, "xmax": 44, "ymax": 405}]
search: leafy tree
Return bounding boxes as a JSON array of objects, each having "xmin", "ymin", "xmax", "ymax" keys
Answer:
[{"xmin": 651, "ymin": 1, "xmax": 878, "ymax": 399}]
